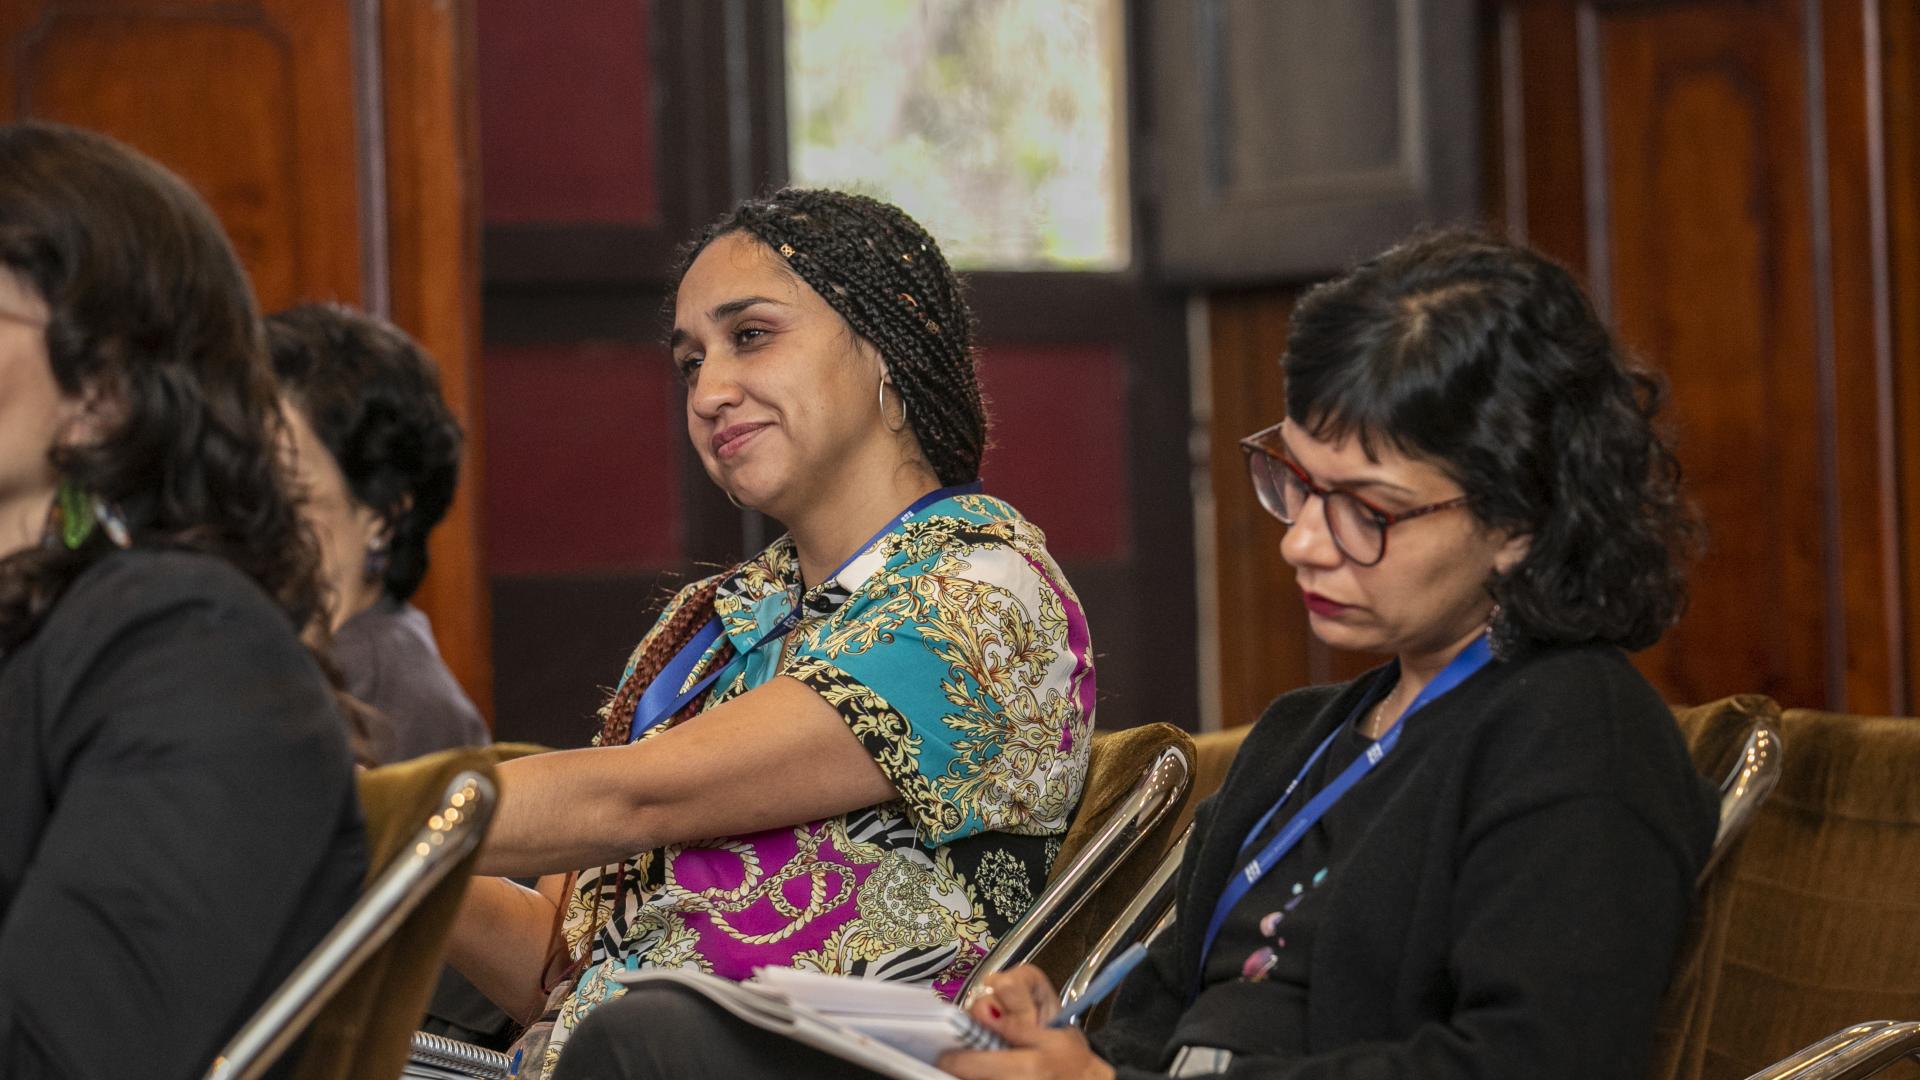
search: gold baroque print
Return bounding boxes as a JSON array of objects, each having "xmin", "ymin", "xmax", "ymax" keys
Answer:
[
  {"xmin": 971, "ymin": 847, "xmax": 1036, "ymax": 923},
  {"xmin": 785, "ymin": 655, "xmax": 966, "ymax": 839}
]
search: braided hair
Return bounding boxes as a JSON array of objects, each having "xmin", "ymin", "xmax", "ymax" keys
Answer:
[{"xmin": 598, "ymin": 191, "xmax": 988, "ymax": 745}]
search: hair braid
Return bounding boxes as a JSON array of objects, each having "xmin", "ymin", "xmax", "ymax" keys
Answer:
[
  {"xmin": 596, "ymin": 575, "xmax": 735, "ymax": 747},
  {"xmin": 668, "ymin": 189, "xmax": 988, "ymax": 485}
]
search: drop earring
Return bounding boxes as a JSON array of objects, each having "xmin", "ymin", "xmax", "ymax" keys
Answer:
[{"xmin": 364, "ymin": 536, "xmax": 390, "ymax": 582}]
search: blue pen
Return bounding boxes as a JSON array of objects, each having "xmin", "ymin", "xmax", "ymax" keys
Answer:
[{"xmin": 1050, "ymin": 942, "xmax": 1151, "ymax": 1028}]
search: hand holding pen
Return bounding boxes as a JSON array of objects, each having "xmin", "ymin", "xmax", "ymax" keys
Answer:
[{"xmin": 937, "ymin": 946, "xmax": 1150, "ymax": 1079}]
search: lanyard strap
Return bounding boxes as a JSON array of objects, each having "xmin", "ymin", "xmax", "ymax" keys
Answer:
[
  {"xmin": 628, "ymin": 481, "xmax": 983, "ymax": 741},
  {"xmin": 1195, "ymin": 635, "xmax": 1493, "ymax": 981}
]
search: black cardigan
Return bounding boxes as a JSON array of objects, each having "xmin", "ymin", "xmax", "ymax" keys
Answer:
[
  {"xmin": 0, "ymin": 549, "xmax": 367, "ymax": 1080},
  {"xmin": 1092, "ymin": 644, "xmax": 1716, "ymax": 1080}
]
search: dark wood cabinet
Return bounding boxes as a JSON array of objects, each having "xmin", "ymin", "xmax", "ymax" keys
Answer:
[{"xmin": 1147, "ymin": 0, "xmax": 1482, "ymax": 283}]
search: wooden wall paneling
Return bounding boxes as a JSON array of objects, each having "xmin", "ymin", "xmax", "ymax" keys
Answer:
[
  {"xmin": 1886, "ymin": 0, "xmax": 1920, "ymax": 712},
  {"xmin": 1590, "ymin": 0, "xmax": 1833, "ymax": 709},
  {"xmin": 2, "ymin": 1, "xmax": 365, "ymax": 312},
  {"xmin": 1494, "ymin": 0, "xmax": 1590, "ymax": 271},
  {"xmin": 1490, "ymin": 0, "xmax": 1909, "ymax": 713},
  {"xmin": 380, "ymin": 0, "xmax": 492, "ymax": 719},
  {"xmin": 1205, "ymin": 288, "xmax": 1375, "ymax": 728},
  {"xmin": 1207, "ymin": 288, "xmax": 1305, "ymax": 729},
  {"xmin": 1817, "ymin": 0, "xmax": 1902, "ymax": 713}
]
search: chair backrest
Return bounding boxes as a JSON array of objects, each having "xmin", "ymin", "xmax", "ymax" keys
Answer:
[
  {"xmin": 1058, "ymin": 824, "xmax": 1187, "ymax": 1020},
  {"xmin": 205, "ymin": 748, "xmax": 498, "ymax": 1080},
  {"xmin": 1647, "ymin": 695, "xmax": 1786, "ymax": 1080},
  {"xmin": 959, "ymin": 723, "xmax": 1195, "ymax": 998},
  {"xmin": 1692, "ymin": 708, "xmax": 1920, "ymax": 1080}
]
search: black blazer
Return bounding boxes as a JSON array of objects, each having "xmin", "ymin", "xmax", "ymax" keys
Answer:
[{"xmin": 0, "ymin": 549, "xmax": 367, "ymax": 1080}]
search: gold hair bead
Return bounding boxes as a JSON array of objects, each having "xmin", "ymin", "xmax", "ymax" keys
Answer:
[
  {"xmin": 900, "ymin": 292, "xmax": 919, "ymax": 308},
  {"xmin": 779, "ymin": 243, "xmax": 796, "ymax": 258},
  {"xmin": 925, "ymin": 320, "xmax": 941, "ymax": 334}
]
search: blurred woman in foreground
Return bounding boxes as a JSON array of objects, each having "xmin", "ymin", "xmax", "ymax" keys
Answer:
[{"xmin": 0, "ymin": 121, "xmax": 365, "ymax": 1078}]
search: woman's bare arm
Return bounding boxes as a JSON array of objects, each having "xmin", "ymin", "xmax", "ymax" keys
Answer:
[
  {"xmin": 478, "ymin": 674, "xmax": 896, "ymax": 877},
  {"xmin": 443, "ymin": 874, "xmax": 567, "ymax": 1023}
]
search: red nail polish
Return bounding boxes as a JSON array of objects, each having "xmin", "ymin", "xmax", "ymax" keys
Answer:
[{"xmin": 986, "ymin": 1003, "xmax": 1003, "ymax": 1020}]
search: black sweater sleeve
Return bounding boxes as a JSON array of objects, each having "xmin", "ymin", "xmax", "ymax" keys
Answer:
[{"xmin": 0, "ymin": 554, "xmax": 366, "ymax": 1080}]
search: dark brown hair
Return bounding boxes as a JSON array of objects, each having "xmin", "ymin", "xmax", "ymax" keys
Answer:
[
  {"xmin": 1284, "ymin": 228, "xmax": 1700, "ymax": 653},
  {"xmin": 269, "ymin": 302, "xmax": 464, "ymax": 603},
  {"xmin": 0, "ymin": 122, "xmax": 324, "ymax": 658}
]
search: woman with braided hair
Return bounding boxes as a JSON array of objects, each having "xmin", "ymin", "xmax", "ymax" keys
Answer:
[{"xmin": 447, "ymin": 190, "xmax": 1096, "ymax": 1077}]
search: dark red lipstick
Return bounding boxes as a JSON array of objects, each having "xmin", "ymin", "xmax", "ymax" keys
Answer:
[{"xmin": 1302, "ymin": 591, "xmax": 1351, "ymax": 617}]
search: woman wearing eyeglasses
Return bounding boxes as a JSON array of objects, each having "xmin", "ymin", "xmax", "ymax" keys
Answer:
[
  {"xmin": 927, "ymin": 228, "xmax": 1719, "ymax": 1080},
  {"xmin": 558, "ymin": 228, "xmax": 1716, "ymax": 1080}
]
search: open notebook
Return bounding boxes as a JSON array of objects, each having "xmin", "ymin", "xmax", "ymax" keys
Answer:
[{"xmin": 610, "ymin": 966, "xmax": 1005, "ymax": 1080}]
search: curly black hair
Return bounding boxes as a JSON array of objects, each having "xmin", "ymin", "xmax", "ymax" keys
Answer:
[
  {"xmin": 1283, "ymin": 228, "xmax": 1702, "ymax": 653},
  {"xmin": 267, "ymin": 302, "xmax": 463, "ymax": 602},
  {"xmin": 0, "ymin": 122, "xmax": 323, "ymax": 652},
  {"xmin": 667, "ymin": 188, "xmax": 987, "ymax": 486}
]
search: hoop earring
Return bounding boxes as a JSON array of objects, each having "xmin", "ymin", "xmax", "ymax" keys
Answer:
[
  {"xmin": 724, "ymin": 488, "xmax": 747, "ymax": 511},
  {"xmin": 878, "ymin": 374, "xmax": 910, "ymax": 434}
]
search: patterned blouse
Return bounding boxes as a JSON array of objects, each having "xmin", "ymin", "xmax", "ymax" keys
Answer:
[{"xmin": 528, "ymin": 493, "xmax": 1096, "ymax": 1075}]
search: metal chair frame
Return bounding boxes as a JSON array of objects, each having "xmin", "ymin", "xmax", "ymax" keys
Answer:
[
  {"xmin": 1703, "ymin": 717, "xmax": 1783, "ymax": 882},
  {"xmin": 205, "ymin": 770, "xmax": 497, "ymax": 1080},
  {"xmin": 957, "ymin": 743, "xmax": 1191, "ymax": 999},
  {"xmin": 1743, "ymin": 1022, "xmax": 1920, "ymax": 1080}
]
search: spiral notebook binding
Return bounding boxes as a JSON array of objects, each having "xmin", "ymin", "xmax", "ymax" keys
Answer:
[{"xmin": 406, "ymin": 1030, "xmax": 512, "ymax": 1080}]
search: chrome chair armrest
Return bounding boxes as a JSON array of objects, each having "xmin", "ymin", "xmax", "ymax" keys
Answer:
[
  {"xmin": 1743, "ymin": 1021, "xmax": 1920, "ymax": 1080},
  {"xmin": 206, "ymin": 770, "xmax": 496, "ymax": 1080},
  {"xmin": 1057, "ymin": 826, "xmax": 1188, "ymax": 1022},
  {"xmin": 1704, "ymin": 718, "xmax": 1782, "ymax": 882},
  {"xmin": 960, "ymin": 745, "xmax": 1191, "ymax": 998}
]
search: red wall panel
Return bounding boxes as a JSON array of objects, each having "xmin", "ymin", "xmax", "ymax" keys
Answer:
[
  {"xmin": 477, "ymin": 0, "xmax": 658, "ymax": 224},
  {"xmin": 977, "ymin": 345, "xmax": 1130, "ymax": 562},
  {"xmin": 484, "ymin": 343, "xmax": 681, "ymax": 573}
]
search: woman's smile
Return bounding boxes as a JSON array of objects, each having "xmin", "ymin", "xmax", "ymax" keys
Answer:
[{"xmin": 712, "ymin": 420, "xmax": 772, "ymax": 460}]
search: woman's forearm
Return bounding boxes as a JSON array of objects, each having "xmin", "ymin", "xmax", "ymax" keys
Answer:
[
  {"xmin": 479, "ymin": 743, "xmax": 658, "ymax": 876},
  {"xmin": 444, "ymin": 875, "xmax": 562, "ymax": 1024},
  {"xmin": 478, "ymin": 678, "xmax": 896, "ymax": 878}
]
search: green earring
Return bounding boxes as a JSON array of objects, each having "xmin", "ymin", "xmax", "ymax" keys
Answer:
[{"xmin": 54, "ymin": 478, "xmax": 98, "ymax": 550}]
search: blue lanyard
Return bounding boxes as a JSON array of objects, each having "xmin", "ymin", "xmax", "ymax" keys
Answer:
[
  {"xmin": 628, "ymin": 481, "xmax": 983, "ymax": 741},
  {"xmin": 1195, "ymin": 635, "xmax": 1494, "ymax": 981}
]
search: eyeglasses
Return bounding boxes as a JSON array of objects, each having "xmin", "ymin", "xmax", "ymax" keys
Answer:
[{"xmin": 1237, "ymin": 421, "xmax": 1469, "ymax": 566}]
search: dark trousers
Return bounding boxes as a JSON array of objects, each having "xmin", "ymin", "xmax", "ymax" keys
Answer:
[{"xmin": 552, "ymin": 983, "xmax": 892, "ymax": 1080}]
